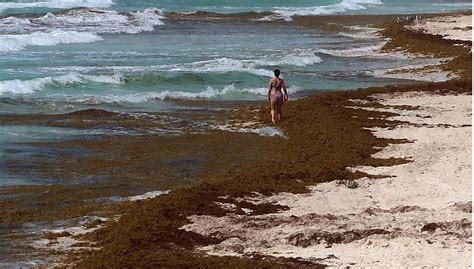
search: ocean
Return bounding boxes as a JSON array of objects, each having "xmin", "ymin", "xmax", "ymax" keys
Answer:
[{"xmin": 0, "ymin": 0, "xmax": 471, "ymax": 185}]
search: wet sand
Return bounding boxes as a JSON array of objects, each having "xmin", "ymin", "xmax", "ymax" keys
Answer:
[{"xmin": 0, "ymin": 12, "xmax": 471, "ymax": 268}]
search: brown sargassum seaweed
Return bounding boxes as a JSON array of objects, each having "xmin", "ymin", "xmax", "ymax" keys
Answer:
[{"xmin": 0, "ymin": 12, "xmax": 471, "ymax": 268}]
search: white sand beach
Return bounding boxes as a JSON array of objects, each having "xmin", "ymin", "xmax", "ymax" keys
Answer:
[
  {"xmin": 182, "ymin": 91, "xmax": 472, "ymax": 267},
  {"xmin": 181, "ymin": 15, "xmax": 472, "ymax": 267},
  {"xmin": 407, "ymin": 14, "xmax": 472, "ymax": 42}
]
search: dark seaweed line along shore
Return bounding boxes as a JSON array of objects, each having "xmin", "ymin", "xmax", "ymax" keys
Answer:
[
  {"xmin": 0, "ymin": 11, "xmax": 470, "ymax": 268},
  {"xmin": 61, "ymin": 13, "xmax": 472, "ymax": 268}
]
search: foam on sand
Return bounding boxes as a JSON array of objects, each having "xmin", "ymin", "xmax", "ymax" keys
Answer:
[
  {"xmin": 371, "ymin": 60, "xmax": 453, "ymax": 82},
  {"xmin": 214, "ymin": 124, "xmax": 287, "ymax": 138},
  {"xmin": 124, "ymin": 190, "xmax": 170, "ymax": 201},
  {"xmin": 181, "ymin": 92, "xmax": 472, "ymax": 267}
]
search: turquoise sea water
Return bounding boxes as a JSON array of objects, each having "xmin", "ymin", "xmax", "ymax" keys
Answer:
[
  {"xmin": 0, "ymin": 0, "xmax": 471, "ymax": 114},
  {"xmin": 0, "ymin": 0, "xmax": 471, "ymax": 185},
  {"xmin": 0, "ymin": 0, "xmax": 471, "ymax": 14}
]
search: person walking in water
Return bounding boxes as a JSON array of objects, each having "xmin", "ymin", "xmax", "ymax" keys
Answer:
[{"xmin": 268, "ymin": 69, "xmax": 288, "ymax": 124}]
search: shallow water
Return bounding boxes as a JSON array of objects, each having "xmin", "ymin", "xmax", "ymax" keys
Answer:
[
  {"xmin": 0, "ymin": 0, "xmax": 470, "ymax": 185},
  {"xmin": 0, "ymin": 125, "xmax": 95, "ymax": 185},
  {"xmin": 1, "ymin": 0, "xmax": 470, "ymax": 115},
  {"xmin": 0, "ymin": 17, "xmax": 442, "ymax": 115}
]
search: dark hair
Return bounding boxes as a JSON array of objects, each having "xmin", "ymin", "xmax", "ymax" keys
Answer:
[{"xmin": 274, "ymin": 69, "xmax": 280, "ymax": 78}]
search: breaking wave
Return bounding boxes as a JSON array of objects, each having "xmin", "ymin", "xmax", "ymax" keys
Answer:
[
  {"xmin": 0, "ymin": 8, "xmax": 165, "ymax": 50},
  {"xmin": 0, "ymin": 71, "xmax": 302, "ymax": 104},
  {"xmin": 0, "ymin": 30, "xmax": 103, "ymax": 52},
  {"xmin": 0, "ymin": 0, "xmax": 114, "ymax": 13},
  {"xmin": 73, "ymin": 84, "xmax": 302, "ymax": 104},
  {"xmin": 0, "ymin": 73, "xmax": 123, "ymax": 95},
  {"xmin": 261, "ymin": 0, "xmax": 383, "ymax": 21},
  {"xmin": 170, "ymin": 54, "xmax": 322, "ymax": 76},
  {"xmin": 0, "ymin": 8, "xmax": 165, "ymax": 35}
]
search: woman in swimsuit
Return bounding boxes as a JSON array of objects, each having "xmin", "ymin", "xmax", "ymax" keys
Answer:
[{"xmin": 268, "ymin": 69, "xmax": 288, "ymax": 124}]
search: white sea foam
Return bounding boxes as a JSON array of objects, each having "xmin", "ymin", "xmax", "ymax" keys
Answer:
[
  {"xmin": 75, "ymin": 84, "xmax": 251, "ymax": 104},
  {"xmin": 33, "ymin": 51, "xmax": 319, "ymax": 76},
  {"xmin": 252, "ymin": 49, "xmax": 324, "ymax": 68},
  {"xmin": 0, "ymin": 8, "xmax": 164, "ymax": 50},
  {"xmin": 170, "ymin": 58, "xmax": 273, "ymax": 77},
  {"xmin": 0, "ymin": 73, "xmax": 80, "ymax": 95},
  {"xmin": 255, "ymin": 53, "xmax": 323, "ymax": 67},
  {"xmin": 38, "ymin": 52, "xmax": 320, "ymax": 75},
  {"xmin": 72, "ymin": 83, "xmax": 302, "ymax": 104},
  {"xmin": 81, "ymin": 73, "xmax": 124, "ymax": 84},
  {"xmin": 241, "ymin": 85, "xmax": 302, "ymax": 96},
  {"xmin": 0, "ymin": 29, "xmax": 102, "ymax": 52},
  {"xmin": 247, "ymin": 126, "xmax": 286, "ymax": 137},
  {"xmin": 371, "ymin": 61, "xmax": 451, "ymax": 82},
  {"xmin": 316, "ymin": 41, "xmax": 435, "ymax": 60},
  {"xmin": 0, "ymin": 0, "xmax": 114, "ymax": 13},
  {"xmin": 214, "ymin": 124, "xmax": 287, "ymax": 138},
  {"xmin": 128, "ymin": 8, "xmax": 165, "ymax": 33},
  {"xmin": 0, "ymin": 77, "xmax": 53, "ymax": 95},
  {"xmin": 171, "ymin": 53, "xmax": 322, "ymax": 77},
  {"xmin": 0, "ymin": 8, "xmax": 165, "ymax": 35},
  {"xmin": 252, "ymin": 127, "xmax": 286, "ymax": 137},
  {"xmin": 277, "ymin": 54, "xmax": 323, "ymax": 66},
  {"xmin": 316, "ymin": 43, "xmax": 386, "ymax": 58},
  {"xmin": 0, "ymin": 73, "xmax": 123, "ymax": 95},
  {"xmin": 39, "ymin": 64, "xmax": 161, "ymax": 73},
  {"xmin": 261, "ymin": 0, "xmax": 383, "ymax": 21},
  {"xmin": 125, "ymin": 190, "xmax": 170, "ymax": 201},
  {"xmin": 337, "ymin": 26, "xmax": 382, "ymax": 40}
]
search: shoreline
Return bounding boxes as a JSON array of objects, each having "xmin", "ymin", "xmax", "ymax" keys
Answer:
[
  {"xmin": 0, "ymin": 11, "xmax": 472, "ymax": 267},
  {"xmin": 183, "ymin": 89, "xmax": 472, "ymax": 267}
]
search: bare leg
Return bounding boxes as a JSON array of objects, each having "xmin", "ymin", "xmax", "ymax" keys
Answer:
[
  {"xmin": 271, "ymin": 106, "xmax": 276, "ymax": 124},
  {"xmin": 270, "ymin": 101, "xmax": 277, "ymax": 124},
  {"xmin": 277, "ymin": 99, "xmax": 283, "ymax": 121}
]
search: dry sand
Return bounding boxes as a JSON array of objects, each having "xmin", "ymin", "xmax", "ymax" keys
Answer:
[
  {"xmin": 181, "ymin": 15, "xmax": 473, "ymax": 267},
  {"xmin": 182, "ymin": 92, "xmax": 472, "ymax": 267},
  {"xmin": 407, "ymin": 14, "xmax": 472, "ymax": 42},
  {"xmin": 378, "ymin": 14, "xmax": 473, "ymax": 82}
]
